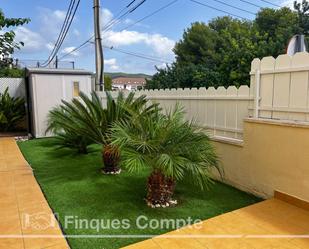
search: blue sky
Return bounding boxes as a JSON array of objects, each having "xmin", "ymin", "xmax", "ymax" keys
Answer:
[{"xmin": 2, "ymin": 0, "xmax": 293, "ymax": 74}]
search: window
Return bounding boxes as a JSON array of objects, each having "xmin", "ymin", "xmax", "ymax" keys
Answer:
[{"xmin": 73, "ymin": 81, "xmax": 80, "ymax": 97}]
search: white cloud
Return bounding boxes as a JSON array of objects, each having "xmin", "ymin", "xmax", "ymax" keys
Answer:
[
  {"xmin": 54, "ymin": 10, "xmax": 66, "ymax": 21},
  {"xmin": 280, "ymin": 0, "xmax": 297, "ymax": 8},
  {"xmin": 45, "ymin": 42, "xmax": 54, "ymax": 51},
  {"xmin": 104, "ymin": 58, "xmax": 119, "ymax": 70},
  {"xmin": 73, "ymin": 29, "xmax": 80, "ymax": 36},
  {"xmin": 61, "ymin": 46, "xmax": 80, "ymax": 56},
  {"xmin": 14, "ymin": 27, "xmax": 44, "ymax": 52},
  {"xmin": 144, "ymin": 34, "xmax": 175, "ymax": 56},
  {"xmin": 123, "ymin": 18, "xmax": 149, "ymax": 28},
  {"xmin": 104, "ymin": 30, "xmax": 175, "ymax": 57},
  {"xmin": 38, "ymin": 8, "xmax": 70, "ymax": 38},
  {"xmin": 156, "ymin": 63, "xmax": 169, "ymax": 70},
  {"xmin": 101, "ymin": 8, "xmax": 114, "ymax": 28},
  {"xmin": 14, "ymin": 7, "xmax": 80, "ymax": 55}
]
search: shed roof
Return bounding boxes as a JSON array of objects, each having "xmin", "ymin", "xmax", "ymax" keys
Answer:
[{"xmin": 26, "ymin": 67, "xmax": 93, "ymax": 76}]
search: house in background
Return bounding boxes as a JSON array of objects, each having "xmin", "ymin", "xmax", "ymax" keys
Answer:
[{"xmin": 112, "ymin": 77, "xmax": 146, "ymax": 91}]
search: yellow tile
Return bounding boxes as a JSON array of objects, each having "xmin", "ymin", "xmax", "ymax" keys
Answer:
[
  {"xmin": 184, "ymin": 220, "xmax": 228, "ymax": 235},
  {"xmin": 0, "ymin": 215, "xmax": 22, "ymax": 235},
  {"xmin": 121, "ymin": 239, "xmax": 160, "ymax": 249},
  {"xmin": 0, "ymin": 238, "xmax": 24, "ymax": 249},
  {"xmin": 0, "ymin": 206, "xmax": 19, "ymax": 219},
  {"xmin": 0, "ymin": 172, "xmax": 13, "ymax": 188},
  {"xmin": 154, "ymin": 237, "xmax": 205, "ymax": 249},
  {"xmin": 16, "ymin": 191, "xmax": 46, "ymax": 208},
  {"xmin": 0, "ymin": 138, "xmax": 67, "ymax": 249},
  {"xmin": 290, "ymin": 238, "xmax": 309, "ymax": 249},
  {"xmin": 23, "ymin": 237, "xmax": 68, "ymax": 249},
  {"xmin": 18, "ymin": 200, "xmax": 50, "ymax": 213},
  {"xmin": 42, "ymin": 241, "xmax": 70, "ymax": 249}
]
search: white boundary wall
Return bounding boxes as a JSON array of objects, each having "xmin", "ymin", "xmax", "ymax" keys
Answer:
[
  {"xmin": 97, "ymin": 86, "xmax": 253, "ymax": 142},
  {"xmin": 0, "ymin": 78, "xmax": 25, "ymax": 98}
]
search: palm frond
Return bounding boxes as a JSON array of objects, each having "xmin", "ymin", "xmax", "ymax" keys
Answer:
[{"xmin": 111, "ymin": 103, "xmax": 221, "ymax": 190}]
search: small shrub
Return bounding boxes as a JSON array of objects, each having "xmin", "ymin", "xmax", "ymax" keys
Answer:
[{"xmin": 0, "ymin": 87, "xmax": 25, "ymax": 132}]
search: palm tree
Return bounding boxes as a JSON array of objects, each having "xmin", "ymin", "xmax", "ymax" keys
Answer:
[
  {"xmin": 46, "ymin": 106, "xmax": 92, "ymax": 154},
  {"xmin": 111, "ymin": 105, "xmax": 221, "ymax": 207},
  {"xmin": 48, "ymin": 91, "xmax": 157, "ymax": 174}
]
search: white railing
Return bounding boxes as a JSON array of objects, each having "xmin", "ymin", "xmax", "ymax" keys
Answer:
[{"xmin": 97, "ymin": 86, "xmax": 253, "ymax": 142}]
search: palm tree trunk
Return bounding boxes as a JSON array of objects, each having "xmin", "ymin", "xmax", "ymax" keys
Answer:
[
  {"xmin": 146, "ymin": 170, "xmax": 176, "ymax": 207},
  {"xmin": 101, "ymin": 144, "xmax": 121, "ymax": 174}
]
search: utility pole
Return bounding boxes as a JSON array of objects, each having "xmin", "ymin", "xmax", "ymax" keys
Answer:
[{"xmin": 93, "ymin": 0, "xmax": 104, "ymax": 91}]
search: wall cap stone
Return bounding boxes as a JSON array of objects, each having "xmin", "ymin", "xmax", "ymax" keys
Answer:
[{"xmin": 245, "ymin": 118, "xmax": 309, "ymax": 129}]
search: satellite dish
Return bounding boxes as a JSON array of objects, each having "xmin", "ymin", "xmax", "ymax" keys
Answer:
[{"xmin": 287, "ymin": 34, "xmax": 307, "ymax": 56}]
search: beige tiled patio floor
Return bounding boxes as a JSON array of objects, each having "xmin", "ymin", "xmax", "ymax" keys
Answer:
[
  {"xmin": 0, "ymin": 137, "xmax": 69, "ymax": 249},
  {"xmin": 122, "ymin": 199, "xmax": 309, "ymax": 249}
]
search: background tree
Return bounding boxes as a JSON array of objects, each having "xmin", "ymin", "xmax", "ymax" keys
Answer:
[
  {"xmin": 104, "ymin": 75, "xmax": 112, "ymax": 91},
  {"xmin": 294, "ymin": 0, "xmax": 309, "ymax": 37},
  {"xmin": 0, "ymin": 67, "xmax": 24, "ymax": 78},
  {"xmin": 147, "ymin": 3, "xmax": 307, "ymax": 89},
  {"xmin": 0, "ymin": 9, "xmax": 29, "ymax": 68}
]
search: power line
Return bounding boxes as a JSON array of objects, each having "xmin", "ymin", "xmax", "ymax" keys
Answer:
[
  {"xmin": 127, "ymin": 0, "xmax": 137, "ymax": 8},
  {"xmin": 259, "ymin": 0, "xmax": 281, "ymax": 8},
  {"xmin": 108, "ymin": 45, "xmax": 173, "ymax": 63},
  {"xmin": 58, "ymin": 40, "xmax": 92, "ymax": 60},
  {"xmin": 211, "ymin": 0, "xmax": 256, "ymax": 15},
  {"xmin": 101, "ymin": 6, "xmax": 129, "ymax": 31},
  {"xmin": 121, "ymin": 0, "xmax": 179, "ymax": 31},
  {"xmin": 44, "ymin": 0, "xmax": 75, "ymax": 65},
  {"xmin": 41, "ymin": 0, "xmax": 81, "ymax": 67},
  {"xmin": 189, "ymin": 0, "xmax": 249, "ymax": 20},
  {"xmin": 47, "ymin": 0, "xmax": 81, "ymax": 65},
  {"xmin": 239, "ymin": 0, "xmax": 263, "ymax": 9},
  {"xmin": 101, "ymin": 0, "xmax": 147, "ymax": 34},
  {"xmin": 129, "ymin": 0, "xmax": 146, "ymax": 13},
  {"xmin": 59, "ymin": 0, "xmax": 179, "ymax": 60},
  {"xmin": 104, "ymin": 45, "xmax": 173, "ymax": 64}
]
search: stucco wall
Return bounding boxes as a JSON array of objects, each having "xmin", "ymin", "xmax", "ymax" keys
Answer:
[{"xmin": 214, "ymin": 118, "xmax": 309, "ymax": 201}]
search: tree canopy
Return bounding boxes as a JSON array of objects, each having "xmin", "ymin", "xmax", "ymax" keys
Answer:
[
  {"xmin": 146, "ymin": 1, "xmax": 309, "ymax": 89},
  {"xmin": 104, "ymin": 75, "xmax": 112, "ymax": 91},
  {"xmin": 0, "ymin": 9, "xmax": 29, "ymax": 68}
]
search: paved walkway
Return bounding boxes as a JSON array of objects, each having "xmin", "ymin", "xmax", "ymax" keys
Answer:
[
  {"xmin": 0, "ymin": 137, "xmax": 69, "ymax": 249},
  {"xmin": 122, "ymin": 199, "xmax": 309, "ymax": 249}
]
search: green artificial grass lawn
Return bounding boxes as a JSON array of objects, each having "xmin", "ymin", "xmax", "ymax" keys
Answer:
[{"xmin": 18, "ymin": 138, "xmax": 262, "ymax": 249}]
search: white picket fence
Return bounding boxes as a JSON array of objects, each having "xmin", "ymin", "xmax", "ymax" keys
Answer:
[
  {"xmin": 0, "ymin": 78, "xmax": 25, "ymax": 98},
  {"xmin": 97, "ymin": 86, "xmax": 253, "ymax": 142},
  {"xmin": 250, "ymin": 52, "xmax": 309, "ymax": 122}
]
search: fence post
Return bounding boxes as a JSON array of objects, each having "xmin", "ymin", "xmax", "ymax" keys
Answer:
[{"xmin": 254, "ymin": 69, "xmax": 261, "ymax": 118}]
